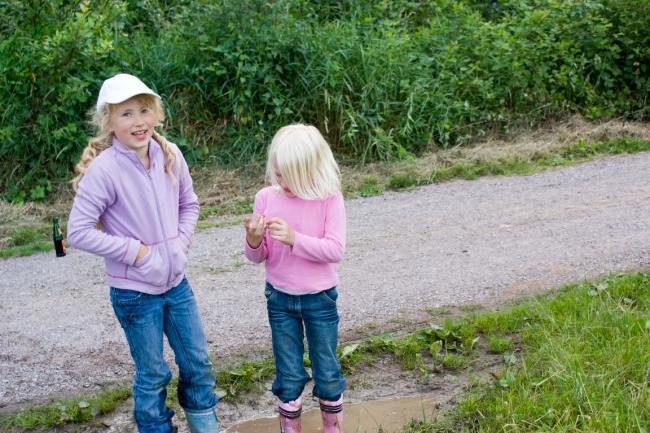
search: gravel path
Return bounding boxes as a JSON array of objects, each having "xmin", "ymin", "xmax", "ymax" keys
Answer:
[{"xmin": 1, "ymin": 153, "xmax": 649, "ymax": 407}]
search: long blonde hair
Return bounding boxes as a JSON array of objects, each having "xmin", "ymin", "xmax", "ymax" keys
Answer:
[
  {"xmin": 266, "ymin": 124, "xmax": 341, "ymax": 200},
  {"xmin": 72, "ymin": 94, "xmax": 177, "ymax": 190}
]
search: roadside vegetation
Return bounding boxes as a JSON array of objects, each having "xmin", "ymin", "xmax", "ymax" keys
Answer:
[
  {"xmin": 2, "ymin": 0, "xmax": 648, "ymax": 202},
  {"xmin": 405, "ymin": 271, "xmax": 650, "ymax": 432},
  {"xmin": 2, "ymin": 270, "xmax": 647, "ymax": 431}
]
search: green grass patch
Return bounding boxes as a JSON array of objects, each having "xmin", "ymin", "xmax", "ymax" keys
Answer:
[
  {"xmin": 0, "ymin": 224, "xmax": 54, "ymax": 258},
  {"xmin": 406, "ymin": 271, "xmax": 650, "ymax": 432},
  {"xmin": 359, "ymin": 176, "xmax": 385, "ymax": 197},
  {"xmin": 431, "ymin": 138, "xmax": 650, "ymax": 185},
  {"xmin": 349, "ymin": 137, "xmax": 650, "ymax": 200},
  {"xmin": 216, "ymin": 359, "xmax": 276, "ymax": 401},
  {"xmin": 0, "ymin": 242, "xmax": 52, "ymax": 259},
  {"xmin": 488, "ymin": 337, "xmax": 513, "ymax": 354},
  {"xmin": 198, "ymin": 199, "xmax": 253, "ymax": 220},
  {"xmin": 340, "ymin": 320, "xmax": 479, "ymax": 374},
  {"xmin": 388, "ymin": 173, "xmax": 419, "ymax": 190},
  {"xmin": 0, "ymin": 387, "xmax": 130, "ymax": 431}
]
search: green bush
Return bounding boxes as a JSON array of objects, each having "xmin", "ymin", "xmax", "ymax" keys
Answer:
[{"xmin": 1, "ymin": 0, "xmax": 647, "ymax": 201}]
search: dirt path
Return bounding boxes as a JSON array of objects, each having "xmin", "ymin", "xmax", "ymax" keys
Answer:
[{"xmin": 1, "ymin": 152, "xmax": 649, "ymax": 415}]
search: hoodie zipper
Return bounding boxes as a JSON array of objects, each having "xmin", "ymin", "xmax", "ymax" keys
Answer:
[
  {"xmin": 127, "ymin": 150, "xmax": 173, "ymax": 286},
  {"xmin": 145, "ymin": 167, "xmax": 173, "ymax": 285}
]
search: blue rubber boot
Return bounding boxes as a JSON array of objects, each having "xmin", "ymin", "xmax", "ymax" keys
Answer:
[{"xmin": 185, "ymin": 408, "xmax": 218, "ymax": 433}]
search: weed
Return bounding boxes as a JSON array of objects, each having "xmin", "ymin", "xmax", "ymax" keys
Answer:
[
  {"xmin": 488, "ymin": 336, "xmax": 513, "ymax": 354},
  {"xmin": 0, "ymin": 387, "xmax": 130, "ymax": 430},
  {"xmin": 216, "ymin": 359, "xmax": 275, "ymax": 401},
  {"xmin": 441, "ymin": 353, "xmax": 470, "ymax": 371},
  {"xmin": 358, "ymin": 177, "xmax": 385, "ymax": 197},
  {"xmin": 388, "ymin": 173, "xmax": 419, "ymax": 190}
]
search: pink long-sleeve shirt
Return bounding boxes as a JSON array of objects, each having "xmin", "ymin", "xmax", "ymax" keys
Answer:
[{"xmin": 244, "ymin": 186, "xmax": 346, "ymax": 294}]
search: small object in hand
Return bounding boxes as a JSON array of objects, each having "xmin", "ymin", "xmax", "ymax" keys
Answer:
[{"xmin": 52, "ymin": 217, "xmax": 67, "ymax": 257}]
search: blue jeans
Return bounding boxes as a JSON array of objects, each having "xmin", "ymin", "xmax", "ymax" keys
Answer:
[
  {"xmin": 110, "ymin": 277, "xmax": 217, "ymax": 433},
  {"xmin": 265, "ymin": 283, "xmax": 346, "ymax": 403}
]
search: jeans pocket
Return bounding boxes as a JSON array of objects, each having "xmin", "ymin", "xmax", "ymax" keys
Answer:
[
  {"xmin": 110, "ymin": 287, "xmax": 144, "ymax": 325},
  {"xmin": 321, "ymin": 287, "xmax": 338, "ymax": 305},
  {"xmin": 264, "ymin": 285, "xmax": 275, "ymax": 301}
]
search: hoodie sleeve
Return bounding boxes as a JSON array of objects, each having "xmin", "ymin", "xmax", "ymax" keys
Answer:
[
  {"xmin": 67, "ymin": 165, "xmax": 140, "ymax": 265},
  {"xmin": 176, "ymin": 149, "xmax": 199, "ymax": 253},
  {"xmin": 291, "ymin": 192, "xmax": 346, "ymax": 263}
]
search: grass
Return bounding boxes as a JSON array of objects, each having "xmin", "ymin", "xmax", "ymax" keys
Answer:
[
  {"xmin": 0, "ymin": 387, "xmax": 130, "ymax": 431},
  {"xmin": 488, "ymin": 337, "xmax": 513, "ymax": 354},
  {"xmin": 405, "ymin": 271, "xmax": 650, "ymax": 432},
  {"xmin": 344, "ymin": 136, "xmax": 650, "ymax": 210},
  {"xmin": 0, "ymin": 224, "xmax": 54, "ymax": 258}
]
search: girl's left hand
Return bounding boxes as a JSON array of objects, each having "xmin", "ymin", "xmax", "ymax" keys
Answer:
[{"xmin": 266, "ymin": 217, "xmax": 295, "ymax": 246}]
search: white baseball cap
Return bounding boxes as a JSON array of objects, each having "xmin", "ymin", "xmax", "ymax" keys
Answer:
[{"xmin": 96, "ymin": 73, "xmax": 160, "ymax": 111}]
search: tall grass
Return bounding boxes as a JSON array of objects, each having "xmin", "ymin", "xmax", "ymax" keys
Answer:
[{"xmin": 1, "ymin": 0, "xmax": 648, "ymax": 201}]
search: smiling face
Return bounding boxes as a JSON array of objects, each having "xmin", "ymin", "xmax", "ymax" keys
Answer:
[{"xmin": 108, "ymin": 96, "xmax": 158, "ymax": 155}]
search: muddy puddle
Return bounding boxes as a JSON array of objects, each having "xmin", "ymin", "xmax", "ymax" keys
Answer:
[{"xmin": 226, "ymin": 394, "xmax": 438, "ymax": 433}]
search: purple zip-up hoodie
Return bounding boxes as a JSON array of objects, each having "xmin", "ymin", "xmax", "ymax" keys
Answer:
[{"xmin": 67, "ymin": 136, "xmax": 199, "ymax": 294}]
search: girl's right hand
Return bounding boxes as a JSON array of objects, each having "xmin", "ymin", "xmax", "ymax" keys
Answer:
[
  {"xmin": 135, "ymin": 243, "xmax": 150, "ymax": 265},
  {"xmin": 244, "ymin": 214, "xmax": 265, "ymax": 248}
]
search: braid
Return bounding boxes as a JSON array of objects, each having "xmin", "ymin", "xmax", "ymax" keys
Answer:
[{"xmin": 71, "ymin": 133, "xmax": 112, "ymax": 191}]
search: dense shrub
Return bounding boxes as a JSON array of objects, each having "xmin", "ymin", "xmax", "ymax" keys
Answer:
[{"xmin": 0, "ymin": 0, "xmax": 647, "ymax": 201}]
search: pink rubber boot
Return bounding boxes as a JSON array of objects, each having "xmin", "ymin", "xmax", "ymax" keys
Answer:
[
  {"xmin": 278, "ymin": 397, "xmax": 302, "ymax": 433},
  {"xmin": 319, "ymin": 397, "xmax": 344, "ymax": 433}
]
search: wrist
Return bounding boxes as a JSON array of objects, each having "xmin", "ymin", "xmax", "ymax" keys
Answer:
[{"xmin": 246, "ymin": 235, "xmax": 262, "ymax": 249}]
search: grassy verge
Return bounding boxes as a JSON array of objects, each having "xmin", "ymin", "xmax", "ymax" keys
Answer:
[
  {"xmin": 405, "ymin": 272, "xmax": 650, "ymax": 432},
  {"xmin": 352, "ymin": 137, "xmax": 650, "ymax": 197},
  {"xmin": 0, "ymin": 224, "xmax": 54, "ymax": 259},
  {"xmin": 0, "ymin": 387, "xmax": 130, "ymax": 431}
]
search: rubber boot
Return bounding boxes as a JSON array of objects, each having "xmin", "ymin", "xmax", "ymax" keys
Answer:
[
  {"xmin": 319, "ymin": 397, "xmax": 344, "ymax": 433},
  {"xmin": 184, "ymin": 408, "xmax": 218, "ymax": 433},
  {"xmin": 278, "ymin": 397, "xmax": 302, "ymax": 433}
]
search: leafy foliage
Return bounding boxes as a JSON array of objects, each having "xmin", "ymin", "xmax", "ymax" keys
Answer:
[{"xmin": 2, "ymin": 0, "xmax": 648, "ymax": 200}]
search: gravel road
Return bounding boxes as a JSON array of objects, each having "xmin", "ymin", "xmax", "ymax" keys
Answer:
[{"xmin": 1, "ymin": 153, "xmax": 649, "ymax": 408}]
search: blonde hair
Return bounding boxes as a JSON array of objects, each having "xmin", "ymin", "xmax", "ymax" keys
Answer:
[
  {"xmin": 266, "ymin": 124, "xmax": 341, "ymax": 200},
  {"xmin": 72, "ymin": 94, "xmax": 177, "ymax": 190}
]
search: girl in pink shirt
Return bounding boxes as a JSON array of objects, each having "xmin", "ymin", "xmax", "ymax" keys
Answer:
[{"xmin": 244, "ymin": 124, "xmax": 346, "ymax": 433}]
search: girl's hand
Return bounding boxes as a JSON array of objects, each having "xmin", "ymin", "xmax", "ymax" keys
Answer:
[
  {"xmin": 244, "ymin": 214, "xmax": 266, "ymax": 248},
  {"xmin": 266, "ymin": 217, "xmax": 295, "ymax": 246},
  {"xmin": 135, "ymin": 243, "xmax": 149, "ymax": 265}
]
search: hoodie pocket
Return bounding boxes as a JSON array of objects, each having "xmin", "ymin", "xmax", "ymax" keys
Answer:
[
  {"xmin": 127, "ymin": 244, "xmax": 167, "ymax": 287},
  {"xmin": 169, "ymin": 237, "xmax": 188, "ymax": 281}
]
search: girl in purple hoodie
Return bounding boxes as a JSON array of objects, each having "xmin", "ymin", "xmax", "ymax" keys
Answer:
[
  {"xmin": 67, "ymin": 74, "xmax": 218, "ymax": 433},
  {"xmin": 244, "ymin": 124, "xmax": 347, "ymax": 433}
]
